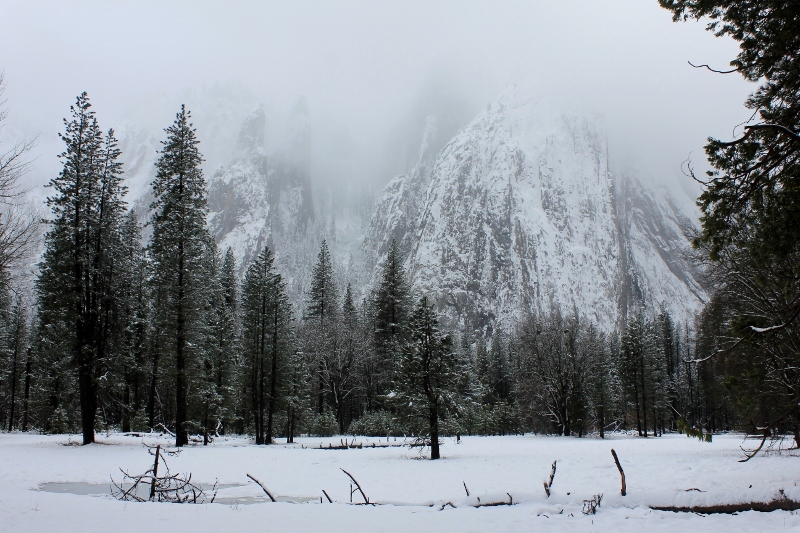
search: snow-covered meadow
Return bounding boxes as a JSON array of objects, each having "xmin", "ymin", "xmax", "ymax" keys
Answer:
[{"xmin": 2, "ymin": 432, "xmax": 799, "ymax": 532}]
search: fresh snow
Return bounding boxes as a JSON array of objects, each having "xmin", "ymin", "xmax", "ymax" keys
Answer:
[{"xmin": 2, "ymin": 432, "xmax": 798, "ymax": 532}]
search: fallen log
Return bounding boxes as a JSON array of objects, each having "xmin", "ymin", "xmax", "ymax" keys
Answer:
[{"xmin": 652, "ymin": 498, "xmax": 800, "ymax": 514}]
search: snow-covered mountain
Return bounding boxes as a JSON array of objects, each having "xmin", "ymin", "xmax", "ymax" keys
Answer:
[
  {"xmin": 60, "ymin": 82, "xmax": 704, "ymax": 332},
  {"xmin": 207, "ymin": 105, "xmax": 314, "ymax": 270},
  {"xmin": 365, "ymin": 85, "xmax": 706, "ymax": 335}
]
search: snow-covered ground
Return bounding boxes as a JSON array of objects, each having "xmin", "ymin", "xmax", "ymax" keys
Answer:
[{"xmin": 1, "ymin": 432, "xmax": 798, "ymax": 532}]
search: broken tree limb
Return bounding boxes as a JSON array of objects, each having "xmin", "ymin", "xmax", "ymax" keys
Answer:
[
  {"xmin": 340, "ymin": 468, "xmax": 369, "ymax": 504},
  {"xmin": 474, "ymin": 493, "xmax": 514, "ymax": 508},
  {"xmin": 156, "ymin": 423, "xmax": 175, "ymax": 437},
  {"xmin": 543, "ymin": 460, "xmax": 557, "ymax": 497},
  {"xmin": 610, "ymin": 449, "xmax": 626, "ymax": 496},
  {"xmin": 246, "ymin": 473, "xmax": 276, "ymax": 502},
  {"xmin": 149, "ymin": 445, "xmax": 161, "ymax": 500}
]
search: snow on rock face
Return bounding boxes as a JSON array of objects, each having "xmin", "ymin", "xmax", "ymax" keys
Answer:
[
  {"xmin": 363, "ymin": 114, "xmax": 445, "ymax": 267},
  {"xmin": 207, "ymin": 105, "xmax": 314, "ymax": 280},
  {"xmin": 367, "ymin": 87, "xmax": 705, "ymax": 334},
  {"xmin": 616, "ymin": 175, "xmax": 707, "ymax": 323}
]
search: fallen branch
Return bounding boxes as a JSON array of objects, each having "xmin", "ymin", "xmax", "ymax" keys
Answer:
[
  {"xmin": 111, "ymin": 444, "xmax": 214, "ymax": 504},
  {"xmin": 341, "ymin": 468, "xmax": 370, "ymax": 504},
  {"xmin": 439, "ymin": 501, "xmax": 457, "ymax": 510},
  {"xmin": 156, "ymin": 423, "xmax": 175, "ymax": 437},
  {"xmin": 543, "ymin": 460, "xmax": 557, "ymax": 497},
  {"xmin": 246, "ymin": 473, "xmax": 276, "ymax": 502},
  {"xmin": 474, "ymin": 493, "xmax": 514, "ymax": 508},
  {"xmin": 611, "ymin": 449, "xmax": 627, "ymax": 496},
  {"xmin": 149, "ymin": 445, "xmax": 161, "ymax": 500},
  {"xmin": 318, "ymin": 441, "xmax": 403, "ymax": 450}
]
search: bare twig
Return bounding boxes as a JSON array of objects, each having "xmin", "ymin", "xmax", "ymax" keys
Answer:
[
  {"xmin": 688, "ymin": 60, "xmax": 738, "ymax": 74},
  {"xmin": 463, "ymin": 481, "xmax": 470, "ymax": 497},
  {"xmin": 246, "ymin": 473, "xmax": 276, "ymax": 502},
  {"xmin": 340, "ymin": 468, "xmax": 369, "ymax": 504},
  {"xmin": 582, "ymin": 493, "xmax": 603, "ymax": 515},
  {"xmin": 322, "ymin": 489, "xmax": 333, "ymax": 503}
]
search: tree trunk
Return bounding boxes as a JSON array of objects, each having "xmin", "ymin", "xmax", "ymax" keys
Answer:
[
  {"xmin": 22, "ymin": 350, "xmax": 31, "ymax": 431},
  {"xmin": 598, "ymin": 387, "xmax": 605, "ymax": 439},
  {"xmin": 266, "ymin": 303, "xmax": 279, "ymax": 445},
  {"xmin": 288, "ymin": 408, "xmax": 295, "ymax": 443},
  {"xmin": 7, "ymin": 327, "xmax": 18, "ymax": 431},
  {"xmin": 429, "ymin": 398, "xmax": 440, "ymax": 460},
  {"xmin": 640, "ymin": 353, "xmax": 648, "ymax": 437},
  {"xmin": 175, "ymin": 235, "xmax": 188, "ymax": 447},
  {"xmin": 148, "ymin": 346, "xmax": 159, "ymax": 429},
  {"xmin": 633, "ymin": 381, "xmax": 642, "ymax": 436},
  {"xmin": 122, "ymin": 381, "xmax": 131, "ymax": 433},
  {"xmin": 317, "ymin": 360, "xmax": 324, "ymax": 414},
  {"xmin": 78, "ymin": 344, "xmax": 96, "ymax": 444}
]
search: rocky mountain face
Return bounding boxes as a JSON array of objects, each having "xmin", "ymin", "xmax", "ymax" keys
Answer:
[
  {"xmin": 207, "ymin": 105, "xmax": 314, "ymax": 274},
  {"xmin": 364, "ymin": 86, "xmax": 706, "ymax": 335},
  {"xmin": 100, "ymin": 84, "xmax": 704, "ymax": 333}
]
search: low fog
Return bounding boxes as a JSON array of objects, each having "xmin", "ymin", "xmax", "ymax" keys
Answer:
[{"xmin": 1, "ymin": 0, "xmax": 751, "ymax": 199}]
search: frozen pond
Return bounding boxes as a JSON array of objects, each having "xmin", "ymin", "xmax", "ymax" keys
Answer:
[{"xmin": 38, "ymin": 482, "xmax": 320, "ymax": 505}]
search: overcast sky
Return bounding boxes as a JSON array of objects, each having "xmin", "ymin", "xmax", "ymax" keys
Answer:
[{"xmin": 0, "ymin": 0, "xmax": 753, "ymax": 197}]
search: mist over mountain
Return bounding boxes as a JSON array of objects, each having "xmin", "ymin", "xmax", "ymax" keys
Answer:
[{"xmin": 92, "ymin": 81, "xmax": 705, "ymax": 338}]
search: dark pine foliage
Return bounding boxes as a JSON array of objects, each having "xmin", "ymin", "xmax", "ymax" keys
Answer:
[{"xmin": 661, "ymin": 0, "xmax": 800, "ymax": 441}]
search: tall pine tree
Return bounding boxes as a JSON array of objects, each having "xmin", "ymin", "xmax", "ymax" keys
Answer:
[
  {"xmin": 36, "ymin": 93, "xmax": 126, "ymax": 444},
  {"xmin": 148, "ymin": 105, "xmax": 210, "ymax": 447},
  {"xmin": 370, "ymin": 238, "xmax": 411, "ymax": 408},
  {"xmin": 242, "ymin": 246, "xmax": 293, "ymax": 444},
  {"xmin": 304, "ymin": 240, "xmax": 339, "ymax": 414}
]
